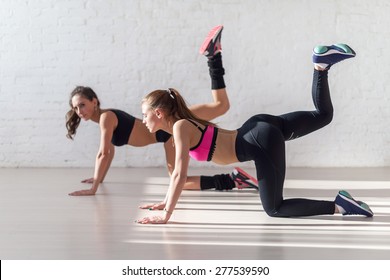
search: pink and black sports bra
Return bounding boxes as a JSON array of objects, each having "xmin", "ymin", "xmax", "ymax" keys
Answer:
[{"xmin": 187, "ymin": 119, "xmax": 218, "ymax": 162}]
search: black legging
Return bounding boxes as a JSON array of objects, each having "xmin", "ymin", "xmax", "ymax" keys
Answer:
[{"xmin": 235, "ymin": 70, "xmax": 335, "ymax": 217}]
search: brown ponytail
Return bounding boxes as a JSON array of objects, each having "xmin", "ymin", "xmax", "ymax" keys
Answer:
[
  {"xmin": 142, "ymin": 88, "xmax": 215, "ymax": 127},
  {"xmin": 65, "ymin": 86, "xmax": 100, "ymax": 139}
]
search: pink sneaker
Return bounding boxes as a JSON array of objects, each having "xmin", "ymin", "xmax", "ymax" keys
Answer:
[
  {"xmin": 199, "ymin": 25, "xmax": 223, "ymax": 57},
  {"xmin": 231, "ymin": 167, "xmax": 258, "ymax": 190}
]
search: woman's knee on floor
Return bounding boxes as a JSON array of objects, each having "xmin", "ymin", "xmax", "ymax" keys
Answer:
[
  {"xmin": 264, "ymin": 208, "xmax": 281, "ymax": 217},
  {"xmin": 261, "ymin": 203, "xmax": 281, "ymax": 217}
]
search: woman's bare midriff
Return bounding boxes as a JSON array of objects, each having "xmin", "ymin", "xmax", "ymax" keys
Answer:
[
  {"xmin": 211, "ymin": 128, "xmax": 239, "ymax": 165},
  {"xmin": 128, "ymin": 118, "xmax": 157, "ymax": 147}
]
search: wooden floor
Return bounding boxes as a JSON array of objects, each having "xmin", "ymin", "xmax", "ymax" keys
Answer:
[{"xmin": 1, "ymin": 167, "xmax": 389, "ymax": 260}]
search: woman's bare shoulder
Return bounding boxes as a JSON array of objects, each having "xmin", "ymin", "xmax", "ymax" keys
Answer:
[{"xmin": 99, "ymin": 110, "xmax": 118, "ymax": 128}]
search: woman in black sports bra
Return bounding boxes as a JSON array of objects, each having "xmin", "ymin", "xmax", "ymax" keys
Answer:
[
  {"xmin": 65, "ymin": 26, "xmax": 256, "ymax": 199},
  {"xmin": 137, "ymin": 31, "xmax": 373, "ymax": 224}
]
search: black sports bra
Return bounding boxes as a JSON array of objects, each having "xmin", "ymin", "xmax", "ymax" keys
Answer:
[
  {"xmin": 109, "ymin": 109, "xmax": 172, "ymax": 146},
  {"xmin": 110, "ymin": 109, "xmax": 135, "ymax": 146},
  {"xmin": 155, "ymin": 130, "xmax": 172, "ymax": 143}
]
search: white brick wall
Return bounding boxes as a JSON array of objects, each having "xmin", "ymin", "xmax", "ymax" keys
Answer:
[{"xmin": 0, "ymin": 0, "xmax": 389, "ymax": 168}]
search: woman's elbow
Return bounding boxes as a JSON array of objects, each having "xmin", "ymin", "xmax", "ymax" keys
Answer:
[
  {"xmin": 172, "ymin": 171, "xmax": 187, "ymax": 184},
  {"xmin": 218, "ymin": 100, "xmax": 230, "ymax": 116},
  {"xmin": 97, "ymin": 151, "xmax": 110, "ymax": 160}
]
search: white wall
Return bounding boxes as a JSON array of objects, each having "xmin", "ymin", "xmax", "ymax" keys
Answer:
[{"xmin": 0, "ymin": 0, "xmax": 389, "ymax": 168}]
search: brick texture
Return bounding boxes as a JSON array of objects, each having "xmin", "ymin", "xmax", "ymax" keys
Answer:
[{"xmin": 0, "ymin": 0, "xmax": 389, "ymax": 167}]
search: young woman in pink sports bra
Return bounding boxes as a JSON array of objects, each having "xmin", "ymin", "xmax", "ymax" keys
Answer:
[{"xmin": 138, "ymin": 27, "xmax": 373, "ymax": 224}]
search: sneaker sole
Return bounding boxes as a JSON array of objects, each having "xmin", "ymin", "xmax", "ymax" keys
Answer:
[
  {"xmin": 199, "ymin": 25, "xmax": 223, "ymax": 55},
  {"xmin": 235, "ymin": 167, "xmax": 258, "ymax": 185},
  {"xmin": 313, "ymin": 44, "xmax": 356, "ymax": 56},
  {"xmin": 338, "ymin": 190, "xmax": 373, "ymax": 217},
  {"xmin": 235, "ymin": 179, "xmax": 257, "ymax": 190},
  {"xmin": 356, "ymin": 201, "xmax": 374, "ymax": 217}
]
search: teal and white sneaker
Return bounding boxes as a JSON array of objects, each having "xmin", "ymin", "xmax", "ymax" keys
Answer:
[
  {"xmin": 313, "ymin": 44, "xmax": 356, "ymax": 69},
  {"xmin": 335, "ymin": 190, "xmax": 373, "ymax": 217}
]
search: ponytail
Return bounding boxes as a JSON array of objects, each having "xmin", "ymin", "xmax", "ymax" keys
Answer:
[
  {"xmin": 66, "ymin": 108, "xmax": 80, "ymax": 140},
  {"xmin": 143, "ymin": 88, "xmax": 215, "ymax": 127}
]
